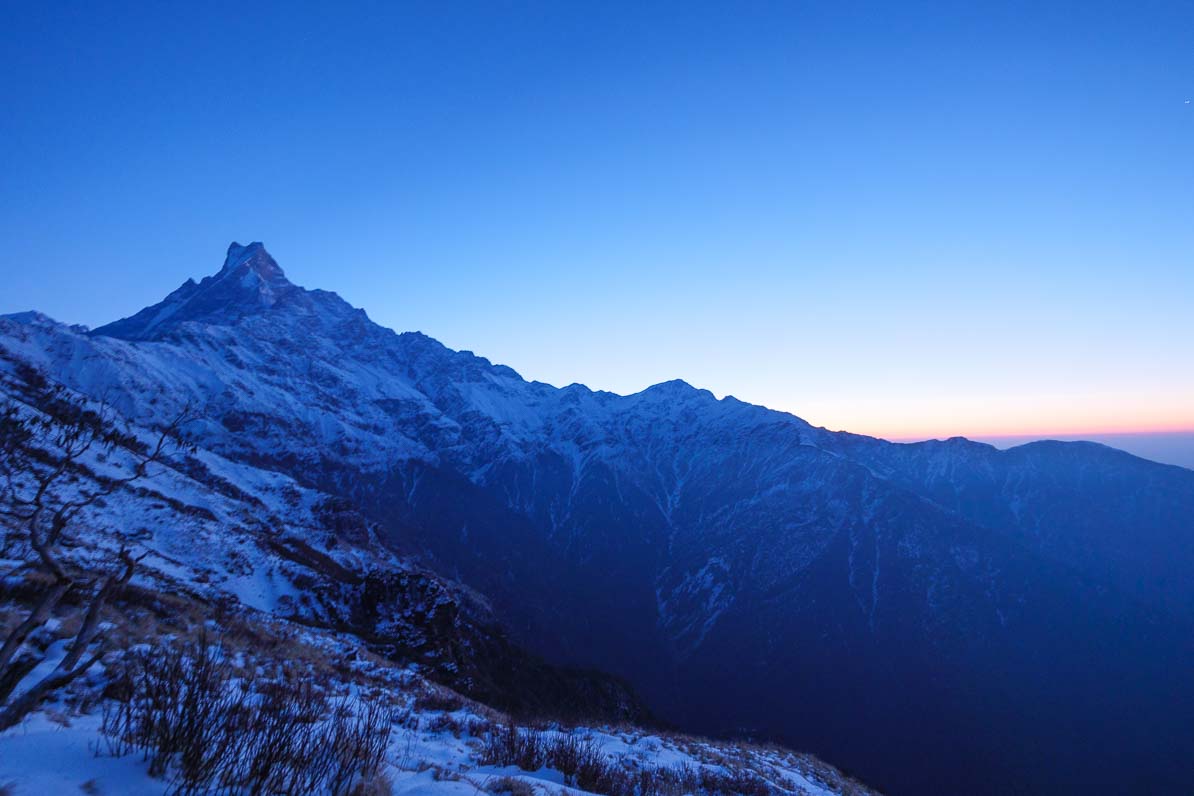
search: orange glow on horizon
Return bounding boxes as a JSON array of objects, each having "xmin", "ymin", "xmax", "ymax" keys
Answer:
[
  {"xmin": 781, "ymin": 394, "xmax": 1194, "ymax": 443},
  {"xmin": 876, "ymin": 423, "xmax": 1194, "ymax": 442}
]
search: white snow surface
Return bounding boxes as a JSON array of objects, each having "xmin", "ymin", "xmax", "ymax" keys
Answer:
[{"xmin": 0, "ymin": 707, "xmax": 849, "ymax": 796}]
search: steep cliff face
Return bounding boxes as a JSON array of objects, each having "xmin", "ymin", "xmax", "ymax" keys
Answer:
[{"xmin": 5, "ymin": 243, "xmax": 1194, "ymax": 794}]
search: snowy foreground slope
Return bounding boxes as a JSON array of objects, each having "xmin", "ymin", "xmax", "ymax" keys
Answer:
[
  {"xmin": 0, "ymin": 373, "xmax": 873, "ymax": 795},
  {"xmin": 2, "ymin": 711, "xmax": 857, "ymax": 796},
  {"xmin": 4, "ymin": 243, "xmax": 1194, "ymax": 794}
]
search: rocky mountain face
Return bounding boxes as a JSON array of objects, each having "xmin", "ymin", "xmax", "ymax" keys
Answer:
[
  {"xmin": 0, "ymin": 358, "xmax": 647, "ymax": 726},
  {"xmin": 5, "ymin": 242, "xmax": 1194, "ymax": 794}
]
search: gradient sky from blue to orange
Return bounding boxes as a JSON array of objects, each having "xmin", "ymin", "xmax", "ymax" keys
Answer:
[{"xmin": 1, "ymin": 1, "xmax": 1192, "ymax": 440}]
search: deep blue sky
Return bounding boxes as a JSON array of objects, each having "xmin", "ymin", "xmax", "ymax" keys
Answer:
[{"xmin": 2, "ymin": 1, "xmax": 1192, "ymax": 440}]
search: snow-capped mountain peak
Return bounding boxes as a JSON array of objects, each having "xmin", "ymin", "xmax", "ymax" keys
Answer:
[
  {"xmin": 92, "ymin": 242, "xmax": 316, "ymax": 340},
  {"xmin": 219, "ymin": 240, "xmax": 289, "ymax": 283}
]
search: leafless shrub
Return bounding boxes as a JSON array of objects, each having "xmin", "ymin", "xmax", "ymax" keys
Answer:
[
  {"xmin": 484, "ymin": 774, "xmax": 536, "ymax": 796},
  {"xmin": 431, "ymin": 765, "xmax": 461, "ymax": 781},
  {"xmin": 464, "ymin": 716, "xmax": 491, "ymax": 737},
  {"xmin": 323, "ymin": 697, "xmax": 394, "ymax": 796},
  {"xmin": 413, "ymin": 687, "xmax": 464, "ymax": 713},
  {"xmin": 542, "ymin": 732, "xmax": 599, "ymax": 785},
  {"xmin": 0, "ymin": 377, "xmax": 191, "ymax": 731},
  {"xmin": 479, "ymin": 722, "xmax": 778, "ymax": 796},
  {"xmin": 652, "ymin": 761, "xmax": 772, "ymax": 796},
  {"xmin": 479, "ymin": 720, "xmax": 548, "ymax": 771},
  {"xmin": 426, "ymin": 711, "xmax": 464, "ymax": 736},
  {"xmin": 100, "ymin": 635, "xmax": 392, "ymax": 795},
  {"xmin": 348, "ymin": 769, "xmax": 394, "ymax": 796}
]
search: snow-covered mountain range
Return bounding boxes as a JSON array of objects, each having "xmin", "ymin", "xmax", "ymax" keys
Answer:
[
  {"xmin": 0, "ymin": 344, "xmax": 867, "ymax": 796},
  {"xmin": 4, "ymin": 242, "xmax": 1193, "ymax": 795}
]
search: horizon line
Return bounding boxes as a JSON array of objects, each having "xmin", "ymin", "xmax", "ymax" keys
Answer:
[{"xmin": 879, "ymin": 426, "xmax": 1194, "ymax": 442}]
